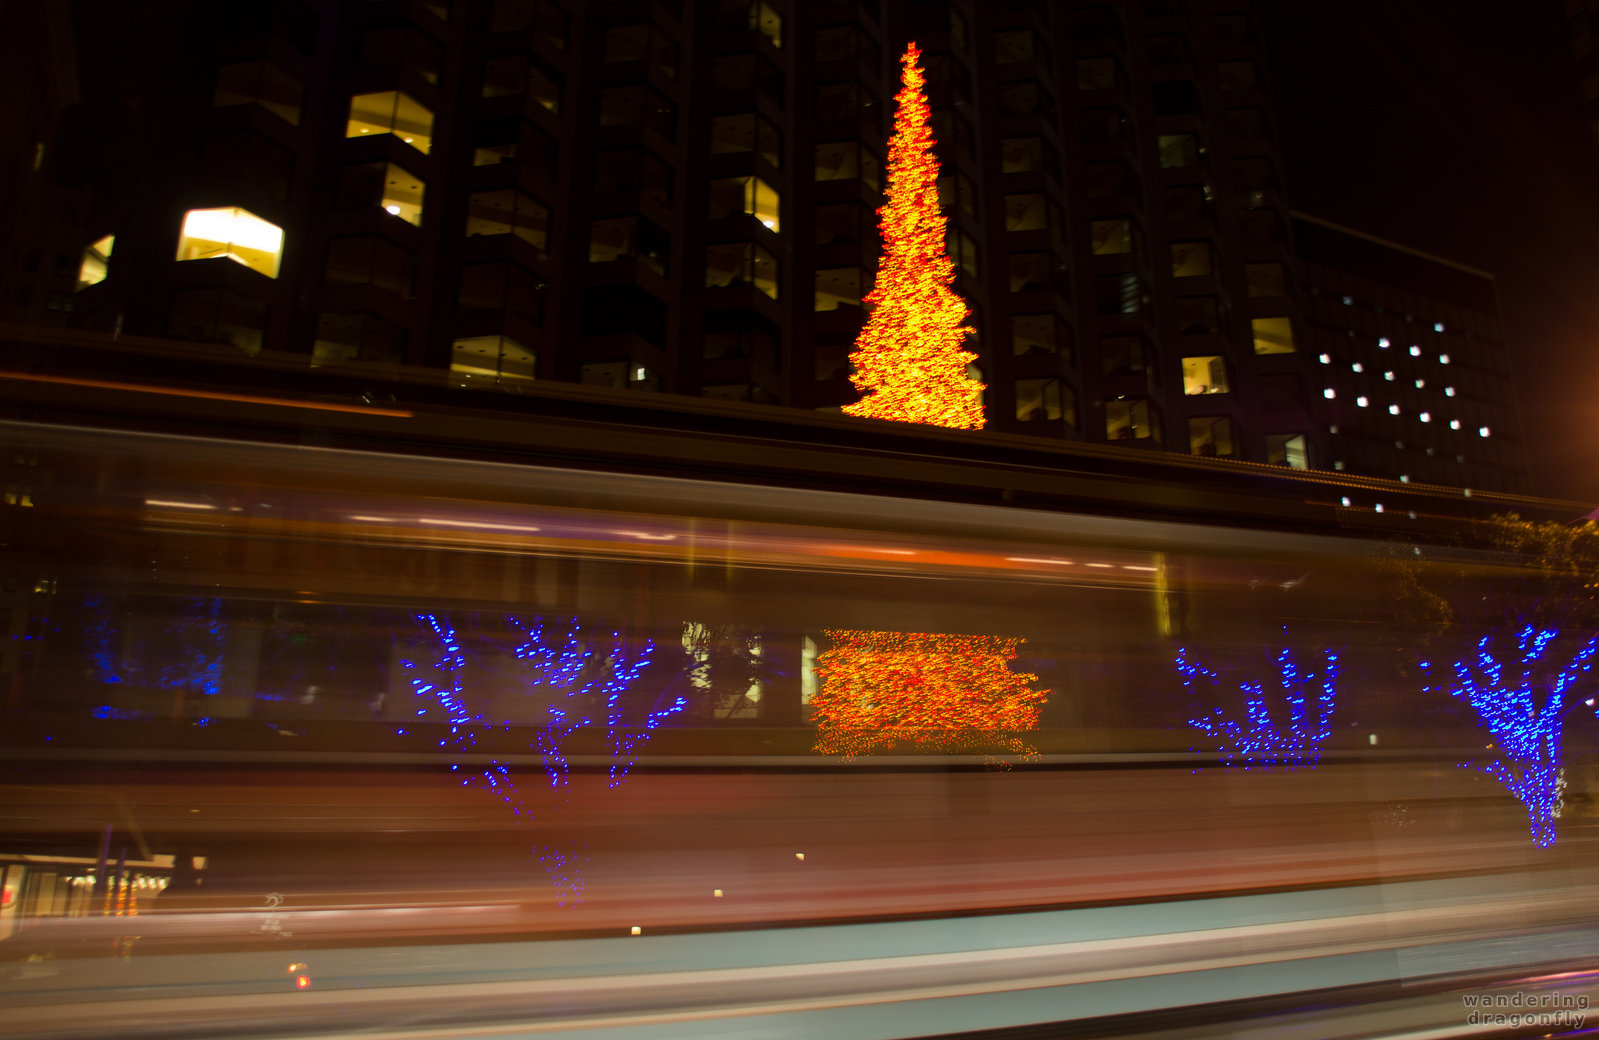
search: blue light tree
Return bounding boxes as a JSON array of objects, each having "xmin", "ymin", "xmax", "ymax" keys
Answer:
[
  {"xmin": 403, "ymin": 612, "xmax": 686, "ymax": 903},
  {"xmin": 1176, "ymin": 640, "xmax": 1339, "ymax": 770},
  {"xmin": 1420, "ymin": 626, "xmax": 1599, "ymax": 848}
]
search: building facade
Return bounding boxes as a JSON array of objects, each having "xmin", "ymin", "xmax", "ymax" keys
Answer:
[{"xmin": 7, "ymin": 0, "xmax": 1508, "ymax": 486}]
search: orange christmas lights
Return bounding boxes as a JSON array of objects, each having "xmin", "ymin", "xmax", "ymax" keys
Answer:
[
  {"xmin": 811, "ymin": 630, "xmax": 1048, "ymax": 757},
  {"xmin": 843, "ymin": 43, "xmax": 985, "ymax": 430}
]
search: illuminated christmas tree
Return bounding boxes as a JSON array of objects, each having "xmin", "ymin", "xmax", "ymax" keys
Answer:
[
  {"xmin": 811, "ymin": 630, "xmax": 1048, "ymax": 757},
  {"xmin": 843, "ymin": 42, "xmax": 984, "ymax": 430}
]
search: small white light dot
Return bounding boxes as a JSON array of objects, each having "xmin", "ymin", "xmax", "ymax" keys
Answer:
[
  {"xmin": 1414, "ymin": 379, "xmax": 1425, "ymax": 389},
  {"xmin": 1341, "ymin": 496, "xmax": 1351, "ymax": 507},
  {"xmin": 1375, "ymin": 503, "xmax": 1385, "ymax": 513},
  {"xmin": 1445, "ymin": 386, "xmax": 1456, "ymax": 396},
  {"xmin": 1351, "ymin": 362, "xmax": 1364, "ymax": 372},
  {"xmin": 1323, "ymin": 388, "xmax": 1336, "ymax": 399},
  {"xmin": 1378, "ymin": 337, "xmax": 1390, "ymax": 348},
  {"xmin": 1450, "ymin": 419, "xmax": 1460, "ymax": 430},
  {"xmin": 1439, "ymin": 353, "xmax": 1450, "ymax": 364},
  {"xmin": 385, "ymin": 204, "xmax": 402, "ymax": 215},
  {"xmin": 1400, "ymin": 474, "xmax": 1409, "ymax": 483},
  {"xmin": 795, "ymin": 852, "xmax": 805, "ymax": 861},
  {"xmin": 713, "ymin": 889, "xmax": 724, "ymax": 898},
  {"xmin": 1384, "ymin": 371, "xmax": 1395, "ymax": 381},
  {"xmin": 1342, "ymin": 295, "xmax": 1354, "ymax": 305},
  {"xmin": 1479, "ymin": 426, "xmax": 1491, "ymax": 437},
  {"xmin": 1409, "ymin": 345, "xmax": 1421, "ymax": 356},
  {"xmin": 1318, "ymin": 353, "xmax": 1331, "ymax": 364},
  {"xmin": 630, "ymin": 926, "xmax": 642, "ymax": 935},
  {"xmin": 1389, "ymin": 404, "xmax": 1400, "ymax": 415},
  {"xmin": 1420, "ymin": 412, "xmax": 1431, "ymax": 422},
  {"xmin": 1434, "ymin": 322, "xmax": 1445, "ymax": 332},
  {"xmin": 1356, "ymin": 396, "xmax": 1369, "ymax": 407}
]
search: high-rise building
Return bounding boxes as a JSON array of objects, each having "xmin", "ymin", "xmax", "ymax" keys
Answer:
[{"xmin": 2, "ymin": 0, "xmax": 1478, "ymax": 486}]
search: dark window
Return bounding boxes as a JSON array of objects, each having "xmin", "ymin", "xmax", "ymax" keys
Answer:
[
  {"xmin": 814, "ymin": 267, "xmax": 863, "ymax": 311},
  {"xmin": 1245, "ymin": 261, "xmax": 1287, "ymax": 298},
  {"xmin": 581, "ymin": 282, "xmax": 667, "ymax": 347},
  {"xmin": 212, "ymin": 60, "xmax": 303, "ymax": 124},
  {"xmin": 815, "ymin": 141, "xmax": 880, "ymax": 189},
  {"xmin": 1072, "ymin": 4, "xmax": 1123, "ymax": 42},
  {"xmin": 324, "ymin": 236, "xmax": 414, "ymax": 299},
  {"xmin": 167, "ymin": 287, "xmax": 266, "ymax": 353},
  {"xmin": 1218, "ymin": 60, "xmax": 1258, "ymax": 92},
  {"xmin": 604, "ymin": 24, "xmax": 678, "ymax": 79},
  {"xmin": 198, "ymin": 133, "xmax": 295, "ymax": 199},
  {"xmin": 1152, "ymin": 80, "xmax": 1199, "ymax": 116},
  {"xmin": 1008, "ymin": 252, "xmax": 1065, "ymax": 295},
  {"xmin": 1224, "ymin": 107, "xmax": 1268, "ymax": 140},
  {"xmin": 589, "ymin": 214, "xmax": 671, "ymax": 274},
  {"xmin": 593, "ymin": 149, "xmax": 673, "ymax": 208},
  {"xmin": 360, "ymin": 25, "xmax": 442, "ymax": 85},
  {"xmin": 457, "ymin": 260, "xmax": 545, "ymax": 323},
  {"xmin": 1164, "ymin": 184, "xmax": 1210, "ymax": 222},
  {"xmin": 710, "ymin": 113, "xmax": 781, "ymax": 166},
  {"xmin": 1076, "ymin": 57, "xmax": 1117, "ymax": 91},
  {"xmin": 1147, "ymin": 34, "xmax": 1190, "ymax": 66},
  {"xmin": 1094, "ymin": 273, "xmax": 1149, "ymax": 315},
  {"xmin": 598, "ymin": 85, "xmax": 675, "ymax": 139},
  {"xmin": 313, "ymin": 311, "xmax": 406, "ymax": 364},
  {"xmin": 1011, "ymin": 313, "xmax": 1072, "ymax": 362},
  {"xmin": 1175, "ymin": 295, "xmax": 1221, "ymax": 334},
  {"xmin": 923, "ymin": 53, "xmax": 972, "ymax": 103},
  {"xmin": 491, "ymin": 0, "xmax": 568, "ymax": 49},
  {"xmin": 995, "ymin": 28, "xmax": 1049, "ymax": 67},
  {"xmin": 815, "ymin": 80, "xmax": 861, "ymax": 120},
  {"xmin": 937, "ymin": 172, "xmax": 977, "ymax": 218},
  {"xmin": 931, "ymin": 109, "xmax": 976, "ymax": 160},
  {"xmin": 715, "ymin": 53, "xmax": 784, "ymax": 109},
  {"xmin": 997, "ymin": 80, "xmax": 1056, "ymax": 118},
  {"xmin": 1085, "ymin": 161, "xmax": 1136, "ymax": 199},
  {"xmin": 1079, "ymin": 107, "xmax": 1127, "ymax": 143},
  {"xmin": 465, "ymin": 189, "xmax": 550, "ymax": 249},
  {"xmin": 1102, "ymin": 335, "xmax": 1153, "ymax": 376},
  {"xmin": 815, "ymin": 201, "xmax": 869, "ymax": 245},
  {"xmin": 1260, "ymin": 373, "xmax": 1306, "ymax": 412},
  {"xmin": 1231, "ymin": 156, "xmax": 1278, "ymax": 191},
  {"xmin": 705, "ymin": 241, "xmax": 779, "ymax": 298},
  {"xmin": 702, "ymin": 309, "xmax": 780, "ymax": 367},
  {"xmin": 814, "ymin": 24, "xmax": 877, "ymax": 65},
  {"xmin": 1016, "ymin": 377, "xmax": 1075, "ymax": 425}
]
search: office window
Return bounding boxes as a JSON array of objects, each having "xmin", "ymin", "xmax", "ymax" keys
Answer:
[
  {"xmin": 1106, "ymin": 398, "xmax": 1161, "ymax": 442},
  {"xmin": 997, "ymin": 80, "xmax": 1055, "ymax": 118},
  {"xmin": 937, "ymin": 173, "xmax": 977, "ymax": 218},
  {"xmin": 313, "ymin": 312, "xmax": 406, "ymax": 364},
  {"xmin": 604, "ymin": 24, "xmax": 678, "ymax": 79},
  {"xmin": 1252, "ymin": 316, "xmax": 1296, "ymax": 354},
  {"xmin": 1164, "ymin": 184, "xmax": 1210, "ymax": 223},
  {"xmin": 815, "ymin": 24, "xmax": 877, "ymax": 64},
  {"xmin": 1103, "ymin": 335, "xmax": 1154, "ymax": 376},
  {"xmin": 466, "ymin": 189, "xmax": 549, "ymax": 249},
  {"xmin": 1232, "ymin": 157, "xmax": 1278, "ymax": 191},
  {"xmin": 708, "ymin": 176, "xmax": 781, "ymax": 232},
  {"xmin": 458, "ymin": 260, "xmax": 545, "ymax": 323},
  {"xmin": 815, "ymin": 201, "xmax": 868, "ymax": 245},
  {"xmin": 1153, "ymin": 80, "xmax": 1199, "ymax": 116},
  {"xmin": 593, "ymin": 149, "xmax": 673, "ymax": 209},
  {"xmin": 995, "ymin": 28, "xmax": 1048, "ymax": 67},
  {"xmin": 814, "ymin": 335, "xmax": 853, "ymax": 381},
  {"xmin": 199, "ymin": 133, "xmax": 294, "ymax": 199},
  {"xmin": 212, "ymin": 60, "xmax": 303, "ymax": 124},
  {"xmin": 1218, "ymin": 60, "xmax": 1258, "ymax": 92},
  {"xmin": 1181, "ymin": 355, "xmax": 1229, "ymax": 395},
  {"xmin": 1147, "ymin": 34, "xmax": 1191, "ymax": 66},
  {"xmin": 175, "ymin": 207, "xmax": 283, "ymax": 278},
  {"xmin": 924, "ymin": 53, "xmax": 973, "ymax": 103},
  {"xmin": 703, "ymin": 310, "xmax": 780, "ymax": 367},
  {"xmin": 1008, "ymin": 252, "xmax": 1055, "ymax": 294},
  {"xmin": 948, "ymin": 229, "xmax": 979, "ymax": 278},
  {"xmin": 930, "ymin": 110, "xmax": 976, "ymax": 161},
  {"xmin": 581, "ymin": 360, "xmax": 658, "ymax": 391},
  {"xmin": 589, "ymin": 215, "xmax": 670, "ymax": 274},
  {"xmin": 710, "ymin": 114, "xmax": 781, "ymax": 166},
  {"xmin": 1085, "ymin": 161, "xmax": 1137, "ymax": 199},
  {"xmin": 167, "ymin": 286, "xmax": 265, "ymax": 353},
  {"xmin": 706, "ymin": 241, "xmax": 779, "ymax": 299},
  {"xmin": 1016, "ymin": 378, "xmax": 1075, "ymax": 425},
  {"xmin": 1011, "ymin": 313, "xmax": 1071, "ymax": 361},
  {"xmin": 325, "ymin": 235, "xmax": 414, "ymax": 299},
  {"xmin": 715, "ymin": 53, "xmax": 784, "ymax": 109},
  {"xmin": 1004, "ymin": 193, "xmax": 1058, "ymax": 235},
  {"xmin": 1189, "ymin": 416, "xmax": 1237, "ymax": 458},
  {"xmin": 1225, "ymin": 107, "xmax": 1268, "ymax": 140},
  {"xmin": 815, "ymin": 80, "xmax": 862, "ymax": 120},
  {"xmin": 1176, "ymin": 296, "xmax": 1221, "ymax": 334},
  {"xmin": 815, "ymin": 267, "xmax": 862, "ymax": 311},
  {"xmin": 1089, "ymin": 218, "xmax": 1136, "ymax": 256},
  {"xmin": 1095, "ymin": 273, "xmax": 1149, "ymax": 315},
  {"xmin": 1245, "ymin": 262, "xmax": 1287, "ymax": 298},
  {"xmin": 346, "ymin": 91, "xmax": 433, "ymax": 153},
  {"xmin": 598, "ymin": 85, "xmax": 675, "ymax": 139},
  {"xmin": 1267, "ymin": 433, "xmax": 1309, "ymax": 469},
  {"xmin": 1077, "ymin": 56, "xmax": 1117, "ymax": 91},
  {"xmin": 1171, "ymin": 241, "xmax": 1212, "ymax": 278},
  {"xmin": 1079, "ymin": 107, "xmax": 1127, "ymax": 143},
  {"xmin": 815, "ymin": 141, "xmax": 880, "ymax": 190},
  {"xmin": 360, "ymin": 25, "xmax": 441, "ymax": 85},
  {"xmin": 337, "ymin": 162, "xmax": 424, "ymax": 226},
  {"xmin": 483, "ymin": 55, "xmax": 562, "ymax": 112},
  {"xmin": 1260, "ymin": 373, "xmax": 1305, "ymax": 411},
  {"xmin": 1157, "ymin": 133, "xmax": 1198, "ymax": 168},
  {"xmin": 452, "ymin": 335, "xmax": 535, "ymax": 386},
  {"xmin": 1000, "ymin": 136, "xmax": 1048, "ymax": 174},
  {"xmin": 489, "ymin": 0, "xmax": 567, "ymax": 47},
  {"xmin": 1237, "ymin": 209, "xmax": 1285, "ymax": 245},
  {"xmin": 77, "ymin": 235, "xmax": 113, "ymax": 290}
]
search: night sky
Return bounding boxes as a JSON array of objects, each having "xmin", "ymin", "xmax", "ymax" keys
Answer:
[{"xmin": 1261, "ymin": 0, "xmax": 1599, "ymax": 504}]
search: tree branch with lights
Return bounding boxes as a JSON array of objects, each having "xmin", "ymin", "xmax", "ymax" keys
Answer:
[{"xmin": 1177, "ymin": 641, "xmax": 1339, "ymax": 770}]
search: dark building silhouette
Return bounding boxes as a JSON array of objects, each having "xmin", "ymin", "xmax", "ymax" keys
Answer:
[{"xmin": 0, "ymin": 0, "xmax": 1525, "ymax": 491}]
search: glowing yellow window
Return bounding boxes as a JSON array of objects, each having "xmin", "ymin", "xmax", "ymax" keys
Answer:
[
  {"xmin": 78, "ymin": 235, "xmax": 114, "ymax": 290},
  {"xmin": 1182, "ymin": 356, "xmax": 1229, "ymax": 395},
  {"xmin": 1251, "ymin": 316, "xmax": 1296, "ymax": 354},
  {"xmin": 451, "ymin": 335, "xmax": 535, "ymax": 385},
  {"xmin": 176, "ymin": 208, "xmax": 283, "ymax": 278},
  {"xmin": 709, "ymin": 176, "xmax": 780, "ymax": 232},
  {"xmin": 346, "ymin": 91, "xmax": 433, "ymax": 154}
]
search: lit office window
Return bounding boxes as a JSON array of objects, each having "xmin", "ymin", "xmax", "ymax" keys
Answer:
[
  {"xmin": 709, "ymin": 176, "xmax": 781, "ymax": 231},
  {"xmin": 705, "ymin": 242, "xmax": 779, "ymax": 299},
  {"xmin": 78, "ymin": 235, "xmax": 114, "ymax": 290},
  {"xmin": 1251, "ymin": 316, "xmax": 1295, "ymax": 354},
  {"xmin": 346, "ymin": 91, "xmax": 433, "ymax": 153},
  {"xmin": 1266, "ymin": 433, "xmax": 1308, "ymax": 469},
  {"xmin": 466, "ymin": 189, "xmax": 550, "ymax": 249},
  {"xmin": 1181, "ymin": 356, "xmax": 1229, "ymax": 395},
  {"xmin": 175, "ymin": 208, "xmax": 283, "ymax": 278},
  {"xmin": 451, "ymin": 335, "xmax": 535, "ymax": 387}
]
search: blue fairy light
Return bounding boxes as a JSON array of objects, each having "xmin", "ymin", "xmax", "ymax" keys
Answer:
[
  {"xmin": 1177, "ymin": 636, "xmax": 1339, "ymax": 771},
  {"xmin": 1421, "ymin": 625, "xmax": 1599, "ymax": 848}
]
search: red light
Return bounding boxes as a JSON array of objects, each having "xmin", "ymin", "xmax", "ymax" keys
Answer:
[
  {"xmin": 295, "ymin": 976, "xmax": 310, "ymax": 989},
  {"xmin": 1, "ymin": 888, "xmax": 11, "ymax": 907}
]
